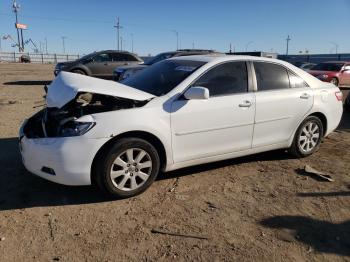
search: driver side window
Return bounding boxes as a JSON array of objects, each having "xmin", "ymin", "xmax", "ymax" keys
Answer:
[{"xmin": 192, "ymin": 62, "xmax": 248, "ymax": 97}]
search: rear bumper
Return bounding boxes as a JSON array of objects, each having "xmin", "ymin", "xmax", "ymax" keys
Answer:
[{"xmin": 19, "ymin": 135, "xmax": 109, "ymax": 186}]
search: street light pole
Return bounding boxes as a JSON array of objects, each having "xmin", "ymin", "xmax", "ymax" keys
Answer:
[
  {"xmin": 131, "ymin": 33, "xmax": 134, "ymax": 53},
  {"xmin": 330, "ymin": 42, "xmax": 338, "ymax": 54},
  {"xmin": 245, "ymin": 41, "xmax": 253, "ymax": 52},
  {"xmin": 61, "ymin": 36, "xmax": 67, "ymax": 54},
  {"xmin": 286, "ymin": 35, "xmax": 291, "ymax": 56},
  {"xmin": 173, "ymin": 30, "xmax": 179, "ymax": 50}
]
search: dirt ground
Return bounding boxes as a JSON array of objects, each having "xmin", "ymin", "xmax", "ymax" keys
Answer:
[{"xmin": 0, "ymin": 63, "xmax": 349, "ymax": 262}]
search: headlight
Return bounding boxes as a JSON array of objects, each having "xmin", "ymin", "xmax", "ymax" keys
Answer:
[
  {"xmin": 316, "ymin": 74, "xmax": 328, "ymax": 80},
  {"xmin": 59, "ymin": 121, "xmax": 95, "ymax": 137}
]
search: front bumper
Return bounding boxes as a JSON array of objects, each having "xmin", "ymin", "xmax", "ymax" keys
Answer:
[{"xmin": 19, "ymin": 134, "xmax": 109, "ymax": 186}]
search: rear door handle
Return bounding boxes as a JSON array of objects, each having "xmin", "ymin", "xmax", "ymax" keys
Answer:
[
  {"xmin": 239, "ymin": 101, "xmax": 252, "ymax": 108},
  {"xmin": 300, "ymin": 93, "xmax": 310, "ymax": 99}
]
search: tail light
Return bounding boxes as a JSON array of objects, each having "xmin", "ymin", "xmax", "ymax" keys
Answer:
[{"xmin": 335, "ymin": 91, "xmax": 343, "ymax": 101}]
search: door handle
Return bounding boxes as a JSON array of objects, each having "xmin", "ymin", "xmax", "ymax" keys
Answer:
[
  {"xmin": 300, "ymin": 93, "xmax": 310, "ymax": 99},
  {"xmin": 239, "ymin": 100, "xmax": 252, "ymax": 108}
]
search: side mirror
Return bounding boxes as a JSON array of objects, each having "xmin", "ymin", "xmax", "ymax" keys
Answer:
[{"xmin": 184, "ymin": 86, "xmax": 209, "ymax": 100}]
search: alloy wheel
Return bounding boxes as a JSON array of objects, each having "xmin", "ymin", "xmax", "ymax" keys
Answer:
[
  {"xmin": 298, "ymin": 121, "xmax": 320, "ymax": 153},
  {"xmin": 109, "ymin": 148, "xmax": 152, "ymax": 191}
]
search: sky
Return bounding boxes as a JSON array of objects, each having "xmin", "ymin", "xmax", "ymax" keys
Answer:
[{"xmin": 0, "ymin": 0, "xmax": 350, "ymax": 56}]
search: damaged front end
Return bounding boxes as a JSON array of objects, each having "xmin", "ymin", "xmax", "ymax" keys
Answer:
[{"xmin": 23, "ymin": 92, "xmax": 149, "ymax": 138}]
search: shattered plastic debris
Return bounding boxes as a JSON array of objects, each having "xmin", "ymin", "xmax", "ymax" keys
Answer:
[{"xmin": 304, "ymin": 165, "xmax": 334, "ymax": 182}]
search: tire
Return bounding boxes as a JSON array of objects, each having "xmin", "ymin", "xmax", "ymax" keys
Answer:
[
  {"xmin": 94, "ymin": 138, "xmax": 160, "ymax": 198},
  {"xmin": 72, "ymin": 69, "xmax": 86, "ymax": 75},
  {"xmin": 289, "ymin": 116, "xmax": 324, "ymax": 158},
  {"xmin": 345, "ymin": 95, "xmax": 350, "ymax": 111},
  {"xmin": 330, "ymin": 77, "xmax": 339, "ymax": 86}
]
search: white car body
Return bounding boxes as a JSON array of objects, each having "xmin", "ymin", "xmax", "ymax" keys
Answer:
[{"xmin": 19, "ymin": 55, "xmax": 343, "ymax": 187}]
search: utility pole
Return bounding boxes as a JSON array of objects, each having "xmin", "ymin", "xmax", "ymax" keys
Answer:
[
  {"xmin": 286, "ymin": 35, "xmax": 291, "ymax": 56},
  {"xmin": 61, "ymin": 36, "xmax": 67, "ymax": 54},
  {"xmin": 192, "ymin": 42, "xmax": 195, "ymax": 49},
  {"xmin": 120, "ymin": 36, "xmax": 123, "ymax": 51},
  {"xmin": 45, "ymin": 37, "xmax": 48, "ymax": 54},
  {"xmin": 172, "ymin": 30, "xmax": 179, "ymax": 50},
  {"xmin": 114, "ymin": 17, "xmax": 122, "ymax": 51},
  {"xmin": 229, "ymin": 43, "xmax": 232, "ymax": 53},
  {"xmin": 12, "ymin": 0, "xmax": 22, "ymax": 52}
]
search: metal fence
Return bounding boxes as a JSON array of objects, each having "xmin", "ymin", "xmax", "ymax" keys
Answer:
[
  {"xmin": 278, "ymin": 53, "xmax": 350, "ymax": 64},
  {"xmin": 0, "ymin": 52, "xmax": 80, "ymax": 64}
]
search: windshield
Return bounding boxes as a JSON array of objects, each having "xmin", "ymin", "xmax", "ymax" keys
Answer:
[
  {"xmin": 122, "ymin": 60, "xmax": 206, "ymax": 96},
  {"xmin": 144, "ymin": 52, "xmax": 176, "ymax": 65},
  {"xmin": 78, "ymin": 53, "xmax": 95, "ymax": 61},
  {"xmin": 311, "ymin": 63, "xmax": 344, "ymax": 72}
]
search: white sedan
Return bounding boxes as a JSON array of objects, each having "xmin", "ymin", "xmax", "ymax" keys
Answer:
[{"xmin": 19, "ymin": 55, "xmax": 343, "ymax": 198}]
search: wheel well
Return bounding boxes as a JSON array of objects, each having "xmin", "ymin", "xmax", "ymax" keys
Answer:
[
  {"xmin": 309, "ymin": 112, "xmax": 327, "ymax": 136},
  {"xmin": 91, "ymin": 131, "xmax": 167, "ymax": 184},
  {"xmin": 71, "ymin": 68, "xmax": 87, "ymax": 74}
]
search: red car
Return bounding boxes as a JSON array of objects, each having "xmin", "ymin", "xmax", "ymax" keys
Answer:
[{"xmin": 308, "ymin": 61, "xmax": 350, "ymax": 87}]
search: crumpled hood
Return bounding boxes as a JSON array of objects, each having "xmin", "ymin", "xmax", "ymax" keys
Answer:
[{"xmin": 46, "ymin": 71, "xmax": 155, "ymax": 108}]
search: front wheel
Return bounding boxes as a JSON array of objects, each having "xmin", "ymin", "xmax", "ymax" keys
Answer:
[
  {"xmin": 289, "ymin": 116, "xmax": 324, "ymax": 158},
  {"xmin": 94, "ymin": 138, "xmax": 160, "ymax": 198},
  {"xmin": 72, "ymin": 69, "xmax": 86, "ymax": 75}
]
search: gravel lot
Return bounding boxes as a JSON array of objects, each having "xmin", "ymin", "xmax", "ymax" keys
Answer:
[{"xmin": 0, "ymin": 63, "xmax": 349, "ymax": 261}]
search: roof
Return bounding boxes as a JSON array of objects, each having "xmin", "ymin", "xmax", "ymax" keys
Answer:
[
  {"xmin": 319, "ymin": 61, "xmax": 349, "ymax": 64},
  {"xmin": 169, "ymin": 54, "xmax": 324, "ymax": 88},
  {"xmin": 170, "ymin": 54, "xmax": 286, "ymax": 64}
]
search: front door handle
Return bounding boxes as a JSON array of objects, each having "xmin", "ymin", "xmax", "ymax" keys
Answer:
[
  {"xmin": 239, "ymin": 100, "xmax": 252, "ymax": 108},
  {"xmin": 300, "ymin": 93, "xmax": 310, "ymax": 99}
]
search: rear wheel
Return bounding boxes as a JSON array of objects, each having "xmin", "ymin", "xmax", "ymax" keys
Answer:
[
  {"xmin": 330, "ymin": 77, "xmax": 339, "ymax": 86},
  {"xmin": 94, "ymin": 138, "xmax": 160, "ymax": 198},
  {"xmin": 289, "ymin": 116, "xmax": 323, "ymax": 158}
]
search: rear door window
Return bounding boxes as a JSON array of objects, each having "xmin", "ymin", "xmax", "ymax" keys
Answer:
[
  {"xmin": 254, "ymin": 62, "xmax": 290, "ymax": 91},
  {"xmin": 111, "ymin": 53, "xmax": 139, "ymax": 62}
]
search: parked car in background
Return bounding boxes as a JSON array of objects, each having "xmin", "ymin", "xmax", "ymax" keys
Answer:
[
  {"xmin": 308, "ymin": 61, "xmax": 350, "ymax": 87},
  {"xmin": 113, "ymin": 49, "xmax": 218, "ymax": 81},
  {"xmin": 292, "ymin": 62, "xmax": 316, "ymax": 70},
  {"xmin": 20, "ymin": 55, "xmax": 343, "ymax": 198},
  {"xmin": 54, "ymin": 50, "xmax": 143, "ymax": 79},
  {"xmin": 20, "ymin": 54, "xmax": 31, "ymax": 63}
]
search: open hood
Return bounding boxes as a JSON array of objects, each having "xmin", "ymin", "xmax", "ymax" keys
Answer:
[{"xmin": 46, "ymin": 71, "xmax": 155, "ymax": 108}]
